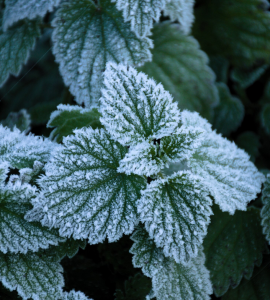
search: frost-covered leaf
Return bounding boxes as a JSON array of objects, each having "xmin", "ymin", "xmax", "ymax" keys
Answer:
[
  {"xmin": 193, "ymin": 0, "xmax": 270, "ymax": 67},
  {"xmin": 63, "ymin": 290, "xmax": 93, "ymax": 300},
  {"xmin": 52, "ymin": 0, "xmax": 152, "ymax": 108},
  {"xmin": 0, "ymin": 20, "xmax": 40, "ymax": 87},
  {"xmin": 52, "ymin": 239, "xmax": 87, "ymax": 260},
  {"xmin": 236, "ymin": 131, "xmax": 260, "ymax": 162},
  {"xmin": 1, "ymin": 109, "xmax": 31, "ymax": 133},
  {"xmin": 164, "ymin": 0, "xmax": 195, "ymax": 35},
  {"xmin": 139, "ymin": 23, "xmax": 219, "ymax": 121},
  {"xmin": 204, "ymin": 205, "xmax": 266, "ymax": 297},
  {"xmin": 137, "ymin": 171, "xmax": 212, "ymax": 264},
  {"xmin": 261, "ymin": 174, "xmax": 270, "ymax": 243},
  {"xmin": 261, "ymin": 103, "xmax": 270, "ymax": 135},
  {"xmin": 213, "ymin": 83, "xmax": 244, "ymax": 136},
  {"xmin": 0, "ymin": 179, "xmax": 64, "ymax": 254},
  {"xmin": 113, "ymin": 0, "xmax": 166, "ymax": 38},
  {"xmin": 0, "ymin": 162, "xmax": 9, "ymax": 184},
  {"xmin": 181, "ymin": 111, "xmax": 265, "ymax": 214},
  {"xmin": 48, "ymin": 104, "xmax": 102, "ymax": 142},
  {"xmin": 101, "ymin": 63, "xmax": 180, "ymax": 146},
  {"xmin": 0, "ymin": 250, "xmax": 64, "ymax": 300},
  {"xmin": 0, "ymin": 125, "xmax": 55, "ymax": 169},
  {"xmin": 3, "ymin": 0, "xmax": 60, "ymax": 31},
  {"xmin": 26, "ymin": 128, "xmax": 146, "ymax": 243}
]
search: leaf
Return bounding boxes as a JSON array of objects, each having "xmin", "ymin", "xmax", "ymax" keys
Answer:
[
  {"xmin": 100, "ymin": 62, "xmax": 180, "ymax": 146},
  {"xmin": 0, "ymin": 162, "xmax": 9, "ymax": 183},
  {"xmin": 213, "ymin": 83, "xmax": 244, "ymax": 136},
  {"xmin": 261, "ymin": 103, "xmax": 270, "ymax": 135},
  {"xmin": 47, "ymin": 104, "xmax": 102, "ymax": 142},
  {"xmin": 0, "ymin": 20, "xmax": 40, "ymax": 87},
  {"xmin": 137, "ymin": 171, "xmax": 212, "ymax": 264},
  {"xmin": 26, "ymin": 128, "xmax": 146, "ymax": 244},
  {"xmin": 236, "ymin": 131, "xmax": 260, "ymax": 162},
  {"xmin": 53, "ymin": 239, "xmax": 87, "ymax": 260},
  {"xmin": 139, "ymin": 23, "xmax": 219, "ymax": 121},
  {"xmin": 261, "ymin": 174, "xmax": 270, "ymax": 243},
  {"xmin": 0, "ymin": 250, "xmax": 64, "ymax": 300},
  {"xmin": 0, "ymin": 125, "xmax": 55, "ymax": 169},
  {"xmin": 3, "ymin": 0, "xmax": 60, "ymax": 31},
  {"xmin": 181, "ymin": 110, "xmax": 265, "ymax": 214},
  {"xmin": 222, "ymin": 258, "xmax": 270, "ymax": 300},
  {"xmin": 63, "ymin": 290, "xmax": 93, "ymax": 299},
  {"xmin": 193, "ymin": 0, "xmax": 270, "ymax": 67},
  {"xmin": 1, "ymin": 109, "xmax": 31, "ymax": 132},
  {"xmin": 112, "ymin": 0, "xmax": 166, "ymax": 38},
  {"xmin": 52, "ymin": 0, "xmax": 152, "ymax": 108},
  {"xmin": 209, "ymin": 56, "xmax": 229, "ymax": 83},
  {"xmin": 204, "ymin": 205, "xmax": 266, "ymax": 297}
]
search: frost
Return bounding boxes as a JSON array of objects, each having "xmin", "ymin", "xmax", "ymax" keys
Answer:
[
  {"xmin": 0, "ymin": 251, "xmax": 64, "ymax": 300},
  {"xmin": 100, "ymin": 63, "xmax": 180, "ymax": 146},
  {"xmin": 0, "ymin": 19, "xmax": 40, "ymax": 87},
  {"xmin": 3, "ymin": 0, "xmax": 60, "ymax": 31},
  {"xmin": 0, "ymin": 162, "xmax": 9, "ymax": 183},
  {"xmin": 261, "ymin": 174, "xmax": 270, "ymax": 243},
  {"xmin": 164, "ymin": 0, "xmax": 195, "ymax": 34},
  {"xmin": 137, "ymin": 171, "xmax": 212, "ymax": 264},
  {"xmin": 182, "ymin": 111, "xmax": 265, "ymax": 214},
  {"xmin": 63, "ymin": 290, "xmax": 93, "ymax": 300},
  {"xmin": 1, "ymin": 109, "xmax": 31, "ymax": 133},
  {"xmin": 26, "ymin": 128, "xmax": 146, "ymax": 244},
  {"xmin": 52, "ymin": 0, "xmax": 152, "ymax": 108}
]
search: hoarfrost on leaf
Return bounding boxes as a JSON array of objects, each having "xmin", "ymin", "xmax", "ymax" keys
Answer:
[
  {"xmin": 1, "ymin": 109, "xmax": 31, "ymax": 133},
  {"xmin": 0, "ymin": 162, "xmax": 9, "ymax": 183},
  {"xmin": 261, "ymin": 174, "xmax": 270, "ymax": 243},
  {"xmin": 26, "ymin": 128, "xmax": 146, "ymax": 244},
  {"xmin": 3, "ymin": 0, "xmax": 61, "ymax": 31},
  {"xmin": 137, "ymin": 171, "xmax": 212, "ymax": 264},
  {"xmin": 52, "ymin": 0, "xmax": 152, "ymax": 108},
  {"xmin": 100, "ymin": 62, "xmax": 180, "ymax": 146},
  {"xmin": 63, "ymin": 290, "xmax": 93, "ymax": 300}
]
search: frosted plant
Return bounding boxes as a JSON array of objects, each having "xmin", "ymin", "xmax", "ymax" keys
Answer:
[
  {"xmin": 63, "ymin": 290, "xmax": 93, "ymax": 300},
  {"xmin": 261, "ymin": 174, "xmax": 270, "ymax": 242}
]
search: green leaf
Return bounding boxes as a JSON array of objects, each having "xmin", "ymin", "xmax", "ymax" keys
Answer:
[
  {"xmin": 203, "ymin": 205, "xmax": 266, "ymax": 297},
  {"xmin": 213, "ymin": 83, "xmax": 244, "ymax": 136},
  {"xmin": 193, "ymin": 0, "xmax": 270, "ymax": 67},
  {"xmin": 236, "ymin": 131, "xmax": 260, "ymax": 162},
  {"xmin": 1, "ymin": 109, "xmax": 31, "ymax": 132},
  {"xmin": 139, "ymin": 23, "xmax": 219, "ymax": 121},
  {"xmin": 209, "ymin": 56, "xmax": 229, "ymax": 83},
  {"xmin": 261, "ymin": 103, "xmax": 270, "ymax": 135},
  {"xmin": 222, "ymin": 258, "xmax": 270, "ymax": 300},
  {"xmin": 0, "ymin": 19, "xmax": 40, "ymax": 87},
  {"xmin": 261, "ymin": 174, "xmax": 270, "ymax": 243},
  {"xmin": 137, "ymin": 171, "xmax": 212, "ymax": 264},
  {"xmin": 52, "ymin": 239, "xmax": 87, "ymax": 260},
  {"xmin": 0, "ymin": 250, "xmax": 64, "ymax": 300},
  {"xmin": 26, "ymin": 128, "xmax": 146, "ymax": 244},
  {"xmin": 47, "ymin": 104, "xmax": 102, "ymax": 142},
  {"xmin": 52, "ymin": 0, "xmax": 152, "ymax": 108}
]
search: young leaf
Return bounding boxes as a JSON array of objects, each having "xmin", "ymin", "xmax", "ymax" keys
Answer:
[
  {"xmin": 26, "ymin": 128, "xmax": 146, "ymax": 244},
  {"xmin": 52, "ymin": 0, "xmax": 152, "ymax": 108},
  {"xmin": 1, "ymin": 109, "xmax": 31, "ymax": 133},
  {"xmin": 0, "ymin": 125, "xmax": 55, "ymax": 169},
  {"xmin": 261, "ymin": 174, "xmax": 270, "ymax": 243},
  {"xmin": 48, "ymin": 104, "xmax": 102, "ymax": 142},
  {"xmin": 63, "ymin": 290, "xmax": 93, "ymax": 299},
  {"xmin": 0, "ymin": 20, "xmax": 40, "ymax": 87},
  {"xmin": 100, "ymin": 62, "xmax": 180, "ymax": 146},
  {"xmin": 0, "ymin": 251, "xmax": 64, "ymax": 300},
  {"xmin": 137, "ymin": 171, "xmax": 212, "ymax": 264},
  {"xmin": 3, "ymin": 0, "xmax": 60, "ymax": 31},
  {"xmin": 181, "ymin": 111, "xmax": 265, "ymax": 214},
  {"xmin": 213, "ymin": 83, "xmax": 244, "ymax": 136},
  {"xmin": 139, "ymin": 23, "xmax": 219, "ymax": 121},
  {"xmin": 204, "ymin": 205, "xmax": 266, "ymax": 297}
]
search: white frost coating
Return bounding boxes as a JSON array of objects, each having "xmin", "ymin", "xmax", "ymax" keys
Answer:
[
  {"xmin": 0, "ymin": 20, "xmax": 40, "ymax": 87},
  {"xmin": 137, "ymin": 171, "xmax": 212, "ymax": 264},
  {"xmin": 63, "ymin": 290, "xmax": 93, "ymax": 300},
  {"xmin": 100, "ymin": 63, "xmax": 180, "ymax": 145},
  {"xmin": 52, "ymin": 0, "xmax": 152, "ymax": 108},
  {"xmin": 180, "ymin": 110, "xmax": 212, "ymax": 132},
  {"xmin": 0, "ymin": 162, "xmax": 9, "ymax": 184},
  {"xmin": 0, "ymin": 125, "xmax": 55, "ymax": 169},
  {"xmin": 0, "ymin": 179, "xmax": 64, "ymax": 254},
  {"xmin": 3, "ymin": 0, "xmax": 60, "ymax": 31},
  {"xmin": 112, "ymin": 0, "xmax": 166, "ymax": 37},
  {"xmin": 181, "ymin": 111, "xmax": 265, "ymax": 214},
  {"xmin": 164, "ymin": 0, "xmax": 195, "ymax": 35},
  {"xmin": 261, "ymin": 174, "xmax": 270, "ymax": 243},
  {"xmin": 26, "ymin": 128, "xmax": 146, "ymax": 244},
  {"xmin": 0, "ymin": 251, "xmax": 64, "ymax": 300}
]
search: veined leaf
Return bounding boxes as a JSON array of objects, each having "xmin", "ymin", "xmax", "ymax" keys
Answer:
[
  {"xmin": 204, "ymin": 205, "xmax": 266, "ymax": 297},
  {"xmin": 0, "ymin": 250, "xmax": 64, "ymax": 300},
  {"xmin": 52, "ymin": 0, "xmax": 152, "ymax": 108},
  {"xmin": 3, "ymin": 0, "xmax": 60, "ymax": 31},
  {"xmin": 213, "ymin": 83, "xmax": 244, "ymax": 136},
  {"xmin": 139, "ymin": 23, "xmax": 219, "ymax": 121},
  {"xmin": 1, "ymin": 109, "xmax": 31, "ymax": 133},
  {"xmin": 181, "ymin": 111, "xmax": 265, "ymax": 214},
  {"xmin": 26, "ymin": 128, "xmax": 146, "ymax": 244},
  {"xmin": 193, "ymin": 0, "xmax": 270, "ymax": 67},
  {"xmin": 0, "ymin": 19, "xmax": 40, "ymax": 87},
  {"xmin": 100, "ymin": 63, "xmax": 180, "ymax": 146},
  {"xmin": 261, "ymin": 174, "xmax": 270, "ymax": 243},
  {"xmin": 0, "ymin": 125, "xmax": 55, "ymax": 169},
  {"xmin": 63, "ymin": 290, "xmax": 93, "ymax": 299},
  {"xmin": 137, "ymin": 171, "xmax": 212, "ymax": 264},
  {"xmin": 48, "ymin": 104, "xmax": 102, "ymax": 142}
]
